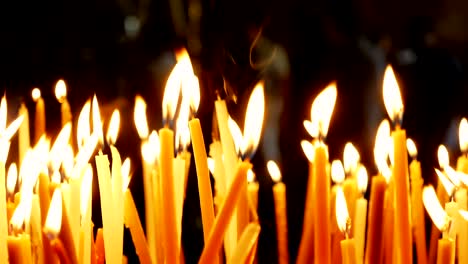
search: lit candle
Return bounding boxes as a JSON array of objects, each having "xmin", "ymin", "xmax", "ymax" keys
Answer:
[
  {"xmin": 353, "ymin": 166, "xmax": 367, "ymax": 264},
  {"xmin": 267, "ymin": 160, "xmax": 289, "ymax": 264},
  {"xmin": 423, "ymin": 186, "xmax": 455, "ymax": 264},
  {"xmin": 18, "ymin": 101, "xmax": 30, "ymax": 166},
  {"xmin": 0, "ymin": 147, "xmax": 8, "ymax": 263},
  {"xmin": 95, "ymin": 228, "xmax": 105, "ymax": 264},
  {"xmin": 55, "ymin": 79, "xmax": 72, "ymax": 127},
  {"xmin": 457, "ymin": 118, "xmax": 468, "ymax": 173},
  {"xmin": 8, "ymin": 202, "xmax": 33, "ymax": 264},
  {"xmin": 247, "ymin": 169, "xmax": 259, "ymax": 216},
  {"xmin": 79, "ymin": 165, "xmax": 93, "ymax": 264},
  {"xmin": 32, "ymin": 88, "xmax": 45, "ymax": 143},
  {"xmin": 343, "ymin": 142, "xmax": 360, "ymax": 235},
  {"xmin": 382, "ymin": 65, "xmax": 412, "ymax": 263},
  {"xmin": 77, "ymin": 99, "xmax": 91, "ymax": 150},
  {"xmin": 435, "ymin": 169, "xmax": 458, "ymax": 242},
  {"xmin": 330, "ymin": 160, "xmax": 345, "ymax": 264},
  {"xmin": 6, "ymin": 163, "xmax": 17, "ymax": 221},
  {"xmin": 228, "ymin": 222, "xmax": 262, "ymax": 263},
  {"xmin": 31, "ymin": 194, "xmax": 45, "ymax": 264},
  {"xmin": 336, "ymin": 186, "xmax": 356, "ymax": 264}
]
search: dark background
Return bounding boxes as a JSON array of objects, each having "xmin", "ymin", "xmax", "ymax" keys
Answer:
[{"xmin": 2, "ymin": 0, "xmax": 468, "ymax": 262}]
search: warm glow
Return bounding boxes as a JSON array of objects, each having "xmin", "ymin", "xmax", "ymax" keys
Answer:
[
  {"xmin": 445, "ymin": 166, "xmax": 461, "ymax": 188},
  {"xmin": 228, "ymin": 117, "xmax": 243, "ymax": 156},
  {"xmin": 382, "ymin": 65, "xmax": 404, "ymax": 123},
  {"xmin": 0, "ymin": 96, "xmax": 5, "ymax": 134},
  {"xmin": 267, "ymin": 160, "xmax": 282, "ymax": 182},
  {"xmin": 438, "ymin": 145, "xmax": 449, "ymax": 169},
  {"xmin": 459, "ymin": 210, "xmax": 468, "ymax": 221},
  {"xmin": 62, "ymin": 145, "xmax": 74, "ymax": 178},
  {"xmin": 20, "ymin": 138, "xmax": 48, "ymax": 193},
  {"xmin": 92, "ymin": 95, "xmax": 104, "ymax": 146},
  {"xmin": 44, "ymin": 189, "xmax": 63, "ymax": 236},
  {"xmin": 49, "ymin": 123, "xmax": 72, "ymax": 171},
  {"xmin": 2, "ymin": 115, "xmax": 24, "ymax": 142},
  {"xmin": 247, "ymin": 169, "xmax": 255, "ymax": 183},
  {"xmin": 435, "ymin": 169, "xmax": 455, "ymax": 196},
  {"xmin": 301, "ymin": 140, "xmax": 315, "ymax": 162},
  {"xmin": 77, "ymin": 99, "xmax": 91, "ymax": 148},
  {"xmin": 303, "ymin": 120, "xmax": 318, "ymax": 138},
  {"xmin": 423, "ymin": 185, "xmax": 450, "ymax": 232},
  {"xmin": 142, "ymin": 130, "xmax": 159, "ymax": 164},
  {"xmin": 10, "ymin": 200, "xmax": 27, "ymax": 232},
  {"xmin": 80, "ymin": 164, "xmax": 93, "ymax": 218},
  {"xmin": 207, "ymin": 158, "xmax": 215, "ymax": 175},
  {"xmin": 335, "ymin": 187, "xmax": 350, "ymax": 234},
  {"xmin": 175, "ymin": 119, "xmax": 190, "ymax": 152},
  {"xmin": 406, "ymin": 138, "xmax": 417, "ymax": 159},
  {"xmin": 374, "ymin": 120, "xmax": 391, "ymax": 182},
  {"xmin": 460, "ymin": 118, "xmax": 468, "ymax": 153},
  {"xmin": 134, "ymin": 95, "xmax": 149, "ymax": 139},
  {"xmin": 331, "ymin": 160, "xmax": 345, "ymax": 184},
  {"xmin": 106, "ymin": 109, "xmax": 121, "ymax": 145},
  {"xmin": 357, "ymin": 166, "xmax": 368, "ymax": 193},
  {"xmin": 242, "ymin": 81, "xmax": 265, "ymax": 158},
  {"xmin": 343, "ymin": 142, "xmax": 360, "ymax": 174},
  {"xmin": 0, "ymin": 140, "xmax": 10, "ymax": 164},
  {"xmin": 6, "ymin": 163, "xmax": 17, "ymax": 196},
  {"xmin": 31, "ymin": 88, "xmax": 41, "ymax": 102},
  {"xmin": 162, "ymin": 61, "xmax": 183, "ymax": 123},
  {"xmin": 51, "ymin": 171, "xmax": 61, "ymax": 184},
  {"xmin": 310, "ymin": 82, "xmax": 337, "ymax": 139},
  {"xmin": 122, "ymin": 157, "xmax": 131, "ymax": 191},
  {"xmin": 55, "ymin": 79, "xmax": 67, "ymax": 102},
  {"xmin": 182, "ymin": 74, "xmax": 200, "ymax": 113},
  {"xmin": 71, "ymin": 133, "xmax": 98, "ymax": 179}
]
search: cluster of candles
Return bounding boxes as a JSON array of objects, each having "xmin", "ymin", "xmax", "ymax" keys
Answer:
[{"xmin": 0, "ymin": 47, "xmax": 467, "ymax": 264}]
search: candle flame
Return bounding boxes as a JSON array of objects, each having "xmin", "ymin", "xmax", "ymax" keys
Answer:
[
  {"xmin": 10, "ymin": 200, "xmax": 28, "ymax": 232},
  {"xmin": 62, "ymin": 145, "xmax": 74, "ymax": 179},
  {"xmin": 6, "ymin": 163, "xmax": 17, "ymax": 196},
  {"xmin": 44, "ymin": 189, "xmax": 63, "ymax": 236},
  {"xmin": 122, "ymin": 157, "xmax": 131, "ymax": 191},
  {"xmin": 182, "ymin": 74, "xmax": 200, "ymax": 114},
  {"xmin": 335, "ymin": 186, "xmax": 350, "ymax": 234},
  {"xmin": 51, "ymin": 171, "xmax": 61, "ymax": 184},
  {"xmin": 162, "ymin": 59, "xmax": 184, "ymax": 124},
  {"xmin": 55, "ymin": 79, "xmax": 67, "ymax": 102},
  {"xmin": 49, "ymin": 123, "xmax": 72, "ymax": 171},
  {"xmin": 142, "ymin": 130, "xmax": 159, "ymax": 164},
  {"xmin": 247, "ymin": 169, "xmax": 255, "ymax": 183},
  {"xmin": 80, "ymin": 164, "xmax": 93, "ymax": 218},
  {"xmin": 2, "ymin": 115, "xmax": 24, "ymax": 142},
  {"xmin": 435, "ymin": 169, "xmax": 455, "ymax": 196},
  {"xmin": 31, "ymin": 88, "xmax": 41, "ymax": 102},
  {"xmin": 438, "ymin": 145, "xmax": 449, "ymax": 169},
  {"xmin": 300, "ymin": 140, "xmax": 315, "ymax": 162},
  {"xmin": 20, "ymin": 138, "xmax": 48, "ymax": 193},
  {"xmin": 72, "ymin": 133, "xmax": 98, "ymax": 179},
  {"xmin": 0, "ymin": 140, "xmax": 10, "ymax": 164},
  {"xmin": 77, "ymin": 99, "xmax": 91, "ymax": 148},
  {"xmin": 303, "ymin": 120, "xmax": 319, "ymax": 138},
  {"xmin": 207, "ymin": 157, "xmax": 215, "ymax": 175},
  {"xmin": 267, "ymin": 160, "xmax": 282, "ymax": 182},
  {"xmin": 460, "ymin": 118, "xmax": 468, "ymax": 153},
  {"xmin": 343, "ymin": 142, "xmax": 360, "ymax": 175},
  {"xmin": 357, "ymin": 166, "xmax": 368, "ymax": 193},
  {"xmin": 331, "ymin": 160, "xmax": 345, "ymax": 184},
  {"xmin": 175, "ymin": 113, "xmax": 191, "ymax": 153},
  {"xmin": 106, "ymin": 109, "xmax": 120, "ymax": 145},
  {"xmin": 382, "ymin": 65, "xmax": 404, "ymax": 124},
  {"xmin": 92, "ymin": 95, "xmax": 104, "ymax": 146},
  {"xmin": 374, "ymin": 120, "xmax": 391, "ymax": 182},
  {"xmin": 134, "ymin": 95, "xmax": 149, "ymax": 139},
  {"xmin": 228, "ymin": 116, "xmax": 243, "ymax": 157},
  {"xmin": 242, "ymin": 82, "xmax": 265, "ymax": 159},
  {"xmin": 406, "ymin": 138, "xmax": 417, "ymax": 159},
  {"xmin": 459, "ymin": 210, "xmax": 468, "ymax": 221},
  {"xmin": 310, "ymin": 82, "xmax": 337, "ymax": 139},
  {"xmin": 423, "ymin": 185, "xmax": 450, "ymax": 232}
]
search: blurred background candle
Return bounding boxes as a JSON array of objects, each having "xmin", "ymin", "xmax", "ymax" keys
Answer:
[
  {"xmin": 32, "ymin": 88, "xmax": 45, "ymax": 144},
  {"xmin": 353, "ymin": 166, "xmax": 367, "ymax": 264},
  {"xmin": 18, "ymin": 101, "xmax": 30, "ymax": 166},
  {"xmin": 55, "ymin": 79, "xmax": 72, "ymax": 127}
]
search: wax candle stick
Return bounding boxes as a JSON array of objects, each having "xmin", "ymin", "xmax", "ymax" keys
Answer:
[
  {"xmin": 364, "ymin": 175, "xmax": 386, "ymax": 264},
  {"xmin": 80, "ymin": 165, "xmax": 93, "ymax": 264},
  {"xmin": 456, "ymin": 188, "xmax": 468, "ymax": 264},
  {"xmin": 174, "ymin": 155, "xmax": 186, "ymax": 244},
  {"xmin": 198, "ymin": 161, "xmax": 252, "ymax": 264},
  {"xmin": 32, "ymin": 88, "xmax": 45, "ymax": 143},
  {"xmin": 0, "ymin": 160, "xmax": 7, "ymax": 263},
  {"xmin": 31, "ymin": 194, "xmax": 45, "ymax": 264},
  {"xmin": 336, "ymin": 186, "xmax": 356, "ymax": 264},
  {"xmin": 247, "ymin": 170, "xmax": 259, "ymax": 214},
  {"xmin": 437, "ymin": 238, "xmax": 455, "ymax": 264},
  {"xmin": 55, "ymin": 80, "xmax": 72, "ymax": 127},
  {"xmin": 7, "ymin": 234, "xmax": 33, "ymax": 263},
  {"xmin": 429, "ymin": 182, "xmax": 449, "ymax": 264},
  {"xmin": 110, "ymin": 146, "xmax": 124, "ymax": 264},
  {"xmin": 353, "ymin": 166, "xmax": 367, "ymax": 264},
  {"xmin": 95, "ymin": 228, "xmax": 105, "ymax": 264},
  {"xmin": 18, "ymin": 101, "xmax": 30, "ymax": 166},
  {"xmin": 229, "ymin": 222, "xmax": 261, "ymax": 263},
  {"xmin": 268, "ymin": 161, "xmax": 289, "ymax": 264}
]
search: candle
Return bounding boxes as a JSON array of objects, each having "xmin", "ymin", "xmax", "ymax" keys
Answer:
[
  {"xmin": 228, "ymin": 222, "xmax": 262, "ymax": 263},
  {"xmin": 79, "ymin": 165, "xmax": 93, "ymax": 264},
  {"xmin": 406, "ymin": 138, "xmax": 427, "ymax": 264},
  {"xmin": 0, "ymin": 159, "xmax": 7, "ymax": 263},
  {"xmin": 55, "ymin": 80, "xmax": 72, "ymax": 127},
  {"xmin": 95, "ymin": 228, "xmax": 105, "ymax": 264},
  {"xmin": 354, "ymin": 166, "xmax": 368, "ymax": 264},
  {"xmin": 456, "ymin": 119, "xmax": 468, "ymax": 264},
  {"xmin": 31, "ymin": 194, "xmax": 45, "ymax": 264},
  {"xmin": 336, "ymin": 186, "xmax": 356, "ymax": 264},
  {"xmin": 32, "ymin": 88, "xmax": 46, "ymax": 143},
  {"xmin": 330, "ymin": 160, "xmax": 345, "ymax": 264},
  {"xmin": 343, "ymin": 142, "xmax": 360, "ymax": 235},
  {"xmin": 247, "ymin": 169, "xmax": 259, "ymax": 215},
  {"xmin": 437, "ymin": 238, "xmax": 455, "ymax": 264},
  {"xmin": 268, "ymin": 160, "xmax": 289, "ymax": 264},
  {"xmin": 457, "ymin": 118, "xmax": 468, "ymax": 173},
  {"xmin": 18, "ymin": 101, "xmax": 30, "ymax": 166},
  {"xmin": 382, "ymin": 65, "xmax": 412, "ymax": 263}
]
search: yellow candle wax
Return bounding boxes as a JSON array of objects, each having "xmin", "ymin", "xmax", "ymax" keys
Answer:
[
  {"xmin": 31, "ymin": 194, "xmax": 45, "ymax": 264},
  {"xmin": 173, "ymin": 156, "xmax": 186, "ymax": 246},
  {"xmin": 392, "ymin": 128, "xmax": 412, "ymax": 263},
  {"xmin": 409, "ymin": 159, "xmax": 427, "ymax": 264},
  {"xmin": 110, "ymin": 146, "xmax": 124, "ymax": 264},
  {"xmin": 364, "ymin": 175, "xmax": 385, "ymax": 264},
  {"xmin": 0, "ymin": 161, "xmax": 8, "ymax": 262},
  {"xmin": 50, "ymin": 238, "xmax": 72, "ymax": 264},
  {"xmin": 273, "ymin": 182, "xmax": 289, "ymax": 264},
  {"xmin": 18, "ymin": 102, "xmax": 30, "ymax": 166},
  {"xmin": 429, "ymin": 181, "xmax": 449, "ymax": 264},
  {"xmin": 341, "ymin": 238, "xmax": 357, "ymax": 264},
  {"xmin": 32, "ymin": 88, "xmax": 46, "ymax": 144},
  {"xmin": 80, "ymin": 165, "xmax": 93, "ymax": 264},
  {"xmin": 229, "ymin": 222, "xmax": 261, "ymax": 263},
  {"xmin": 457, "ymin": 156, "xmax": 468, "ymax": 174},
  {"xmin": 95, "ymin": 228, "xmax": 105, "ymax": 264},
  {"xmin": 383, "ymin": 183, "xmax": 394, "ymax": 264},
  {"xmin": 313, "ymin": 144, "xmax": 331, "ymax": 264},
  {"xmin": 343, "ymin": 178, "xmax": 358, "ymax": 234},
  {"xmin": 7, "ymin": 234, "xmax": 33, "ymax": 263},
  {"xmin": 38, "ymin": 171, "xmax": 51, "ymax": 224},
  {"xmin": 354, "ymin": 197, "xmax": 367, "ymax": 264},
  {"xmin": 124, "ymin": 190, "xmax": 152, "ymax": 264},
  {"xmin": 455, "ymin": 188, "xmax": 468, "ymax": 264},
  {"xmin": 198, "ymin": 161, "xmax": 252, "ymax": 264},
  {"xmin": 437, "ymin": 238, "xmax": 454, "ymax": 264},
  {"xmin": 60, "ymin": 189, "xmax": 78, "ymax": 264},
  {"xmin": 159, "ymin": 127, "xmax": 179, "ymax": 263},
  {"xmin": 297, "ymin": 160, "xmax": 314, "ymax": 263},
  {"xmin": 237, "ymin": 180, "xmax": 250, "ymax": 237},
  {"xmin": 55, "ymin": 80, "xmax": 72, "ymax": 127}
]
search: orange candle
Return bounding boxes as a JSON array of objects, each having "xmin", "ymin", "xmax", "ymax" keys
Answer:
[
  {"xmin": 7, "ymin": 234, "xmax": 33, "ymax": 263},
  {"xmin": 341, "ymin": 239, "xmax": 357, "ymax": 264},
  {"xmin": 336, "ymin": 186, "xmax": 356, "ymax": 264},
  {"xmin": 32, "ymin": 88, "xmax": 46, "ymax": 143},
  {"xmin": 0, "ymin": 160, "xmax": 7, "ymax": 263},
  {"xmin": 18, "ymin": 101, "xmax": 30, "ymax": 165},
  {"xmin": 55, "ymin": 80, "xmax": 72, "ymax": 127},
  {"xmin": 229, "ymin": 222, "xmax": 261, "ymax": 263},
  {"xmin": 95, "ymin": 228, "xmax": 105, "ymax": 264},
  {"xmin": 198, "ymin": 161, "xmax": 252, "ymax": 264},
  {"xmin": 437, "ymin": 238, "xmax": 454, "ymax": 264},
  {"xmin": 364, "ymin": 175, "xmax": 386, "ymax": 264}
]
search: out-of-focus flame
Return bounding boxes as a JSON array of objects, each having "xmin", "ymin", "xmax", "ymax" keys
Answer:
[
  {"xmin": 374, "ymin": 120, "xmax": 391, "ymax": 182},
  {"xmin": 182, "ymin": 74, "xmax": 200, "ymax": 114},
  {"xmin": 10, "ymin": 200, "xmax": 29, "ymax": 232},
  {"xmin": 438, "ymin": 145, "xmax": 449, "ymax": 170},
  {"xmin": 343, "ymin": 142, "xmax": 360, "ymax": 175},
  {"xmin": 134, "ymin": 96, "xmax": 149, "ymax": 140},
  {"xmin": 242, "ymin": 82, "xmax": 265, "ymax": 159},
  {"xmin": 357, "ymin": 166, "xmax": 368, "ymax": 193},
  {"xmin": 301, "ymin": 140, "xmax": 315, "ymax": 162},
  {"xmin": 142, "ymin": 130, "xmax": 159, "ymax": 164},
  {"xmin": 423, "ymin": 185, "xmax": 450, "ymax": 232},
  {"xmin": 44, "ymin": 189, "xmax": 63, "ymax": 236},
  {"xmin": 382, "ymin": 65, "xmax": 404, "ymax": 123},
  {"xmin": 122, "ymin": 157, "xmax": 131, "ymax": 192},
  {"xmin": 106, "ymin": 109, "xmax": 120, "ymax": 145},
  {"xmin": 303, "ymin": 120, "xmax": 319, "ymax": 138},
  {"xmin": 49, "ymin": 123, "xmax": 72, "ymax": 171},
  {"xmin": 72, "ymin": 133, "xmax": 98, "ymax": 179},
  {"xmin": 6, "ymin": 163, "xmax": 17, "ymax": 196},
  {"xmin": 228, "ymin": 117, "xmax": 243, "ymax": 156},
  {"xmin": 31, "ymin": 88, "xmax": 41, "ymax": 102},
  {"xmin": 335, "ymin": 187, "xmax": 350, "ymax": 234},
  {"xmin": 0, "ymin": 140, "xmax": 10, "ymax": 164},
  {"xmin": 247, "ymin": 169, "xmax": 255, "ymax": 183},
  {"xmin": 207, "ymin": 158, "xmax": 215, "ymax": 175},
  {"xmin": 92, "ymin": 95, "xmax": 104, "ymax": 146},
  {"xmin": 331, "ymin": 160, "xmax": 345, "ymax": 184},
  {"xmin": 62, "ymin": 145, "xmax": 74, "ymax": 179},
  {"xmin": 460, "ymin": 118, "xmax": 468, "ymax": 153},
  {"xmin": 310, "ymin": 82, "xmax": 337, "ymax": 139},
  {"xmin": 459, "ymin": 209, "xmax": 468, "ymax": 221},
  {"xmin": 406, "ymin": 138, "xmax": 417, "ymax": 159},
  {"xmin": 162, "ymin": 60, "xmax": 184, "ymax": 123},
  {"xmin": 435, "ymin": 169, "xmax": 455, "ymax": 196},
  {"xmin": 267, "ymin": 160, "xmax": 282, "ymax": 182},
  {"xmin": 2, "ymin": 115, "xmax": 24, "ymax": 142},
  {"xmin": 55, "ymin": 80, "xmax": 67, "ymax": 102},
  {"xmin": 80, "ymin": 165, "xmax": 93, "ymax": 218},
  {"xmin": 0, "ymin": 95, "xmax": 6, "ymax": 134},
  {"xmin": 77, "ymin": 100, "xmax": 91, "ymax": 148}
]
